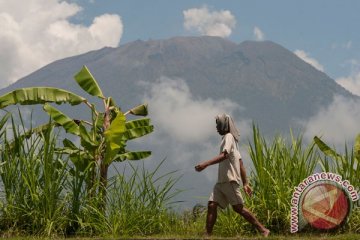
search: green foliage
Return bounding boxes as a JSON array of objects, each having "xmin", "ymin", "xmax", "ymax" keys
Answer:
[
  {"xmin": 248, "ymin": 125, "xmax": 318, "ymax": 233},
  {"xmin": 0, "ymin": 87, "xmax": 85, "ymax": 109},
  {"xmin": 106, "ymin": 160, "xmax": 182, "ymax": 236},
  {"xmin": 0, "ymin": 116, "xmax": 68, "ymax": 235},
  {"xmin": 0, "ymin": 109, "xmax": 359, "ymax": 237},
  {"xmin": 0, "ymin": 113, "xmax": 179, "ymax": 237},
  {"xmin": 314, "ymin": 135, "xmax": 360, "ymax": 205},
  {"xmin": 0, "ymin": 66, "xmax": 154, "ymax": 215},
  {"xmin": 74, "ymin": 65, "xmax": 104, "ymax": 98},
  {"xmin": 0, "ymin": 65, "xmax": 154, "ymax": 235}
]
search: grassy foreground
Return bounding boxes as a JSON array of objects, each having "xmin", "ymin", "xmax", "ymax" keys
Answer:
[
  {"xmin": 2, "ymin": 233, "xmax": 360, "ymax": 239},
  {"xmin": 0, "ymin": 113, "xmax": 359, "ymax": 238}
]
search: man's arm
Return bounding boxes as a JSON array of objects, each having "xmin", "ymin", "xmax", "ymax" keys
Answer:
[
  {"xmin": 240, "ymin": 158, "xmax": 252, "ymax": 196},
  {"xmin": 195, "ymin": 151, "xmax": 228, "ymax": 172}
]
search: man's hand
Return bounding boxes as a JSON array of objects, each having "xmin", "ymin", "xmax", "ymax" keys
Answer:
[
  {"xmin": 195, "ymin": 153, "xmax": 227, "ymax": 172},
  {"xmin": 195, "ymin": 163, "xmax": 207, "ymax": 172},
  {"xmin": 243, "ymin": 183, "xmax": 253, "ymax": 197}
]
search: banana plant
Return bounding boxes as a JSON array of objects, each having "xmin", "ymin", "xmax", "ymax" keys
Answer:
[
  {"xmin": 0, "ymin": 65, "xmax": 153, "ymax": 205},
  {"xmin": 314, "ymin": 135, "xmax": 360, "ymax": 189}
]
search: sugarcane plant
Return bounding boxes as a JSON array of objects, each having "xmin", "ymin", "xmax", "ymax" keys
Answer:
[{"xmin": 0, "ymin": 65, "xmax": 154, "ymax": 210}]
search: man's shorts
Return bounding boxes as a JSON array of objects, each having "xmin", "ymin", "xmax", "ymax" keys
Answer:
[{"xmin": 208, "ymin": 181, "xmax": 244, "ymax": 209}]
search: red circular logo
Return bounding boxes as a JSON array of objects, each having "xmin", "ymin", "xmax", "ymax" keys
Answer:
[{"xmin": 301, "ymin": 182, "xmax": 350, "ymax": 230}]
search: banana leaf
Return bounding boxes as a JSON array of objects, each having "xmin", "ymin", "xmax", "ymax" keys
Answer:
[
  {"xmin": 74, "ymin": 65, "xmax": 104, "ymax": 98},
  {"xmin": 0, "ymin": 87, "xmax": 85, "ymax": 109},
  {"xmin": 79, "ymin": 123, "xmax": 98, "ymax": 151},
  {"xmin": 113, "ymin": 151, "xmax": 152, "ymax": 162},
  {"xmin": 63, "ymin": 138, "xmax": 78, "ymax": 149},
  {"xmin": 314, "ymin": 136, "xmax": 342, "ymax": 161},
  {"xmin": 43, "ymin": 103, "xmax": 80, "ymax": 135},
  {"xmin": 125, "ymin": 118, "xmax": 151, "ymax": 129},
  {"xmin": 59, "ymin": 147, "xmax": 92, "ymax": 172},
  {"xmin": 128, "ymin": 103, "xmax": 148, "ymax": 116},
  {"xmin": 104, "ymin": 112, "xmax": 127, "ymax": 164},
  {"xmin": 104, "ymin": 112, "xmax": 126, "ymax": 149},
  {"xmin": 122, "ymin": 126, "xmax": 154, "ymax": 141}
]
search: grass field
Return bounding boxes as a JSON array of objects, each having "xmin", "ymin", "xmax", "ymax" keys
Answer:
[
  {"xmin": 0, "ymin": 114, "xmax": 359, "ymax": 238},
  {"xmin": 1, "ymin": 234, "xmax": 360, "ymax": 240}
]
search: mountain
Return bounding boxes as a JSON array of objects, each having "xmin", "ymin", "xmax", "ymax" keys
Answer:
[
  {"xmin": 1, "ymin": 36, "xmax": 355, "ymax": 134},
  {"xmin": 1, "ymin": 36, "xmax": 357, "ymax": 208}
]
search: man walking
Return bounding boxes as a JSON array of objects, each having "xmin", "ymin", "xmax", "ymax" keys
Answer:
[{"xmin": 195, "ymin": 114, "xmax": 269, "ymax": 237}]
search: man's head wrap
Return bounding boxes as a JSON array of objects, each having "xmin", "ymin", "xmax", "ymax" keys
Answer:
[{"xmin": 215, "ymin": 114, "xmax": 240, "ymax": 142}]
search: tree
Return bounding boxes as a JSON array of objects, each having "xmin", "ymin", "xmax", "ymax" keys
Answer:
[{"xmin": 0, "ymin": 65, "xmax": 154, "ymax": 209}]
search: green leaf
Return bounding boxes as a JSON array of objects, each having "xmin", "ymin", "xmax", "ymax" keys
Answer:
[
  {"xmin": 74, "ymin": 65, "xmax": 104, "ymax": 98},
  {"xmin": 60, "ymin": 147, "xmax": 91, "ymax": 172},
  {"xmin": 314, "ymin": 136, "xmax": 342, "ymax": 160},
  {"xmin": 113, "ymin": 151, "xmax": 152, "ymax": 162},
  {"xmin": 125, "ymin": 118, "xmax": 151, "ymax": 129},
  {"xmin": 128, "ymin": 103, "xmax": 148, "ymax": 116},
  {"xmin": 43, "ymin": 103, "xmax": 80, "ymax": 135},
  {"xmin": 109, "ymin": 97, "xmax": 117, "ymax": 108},
  {"xmin": 354, "ymin": 134, "xmax": 360, "ymax": 161},
  {"xmin": 122, "ymin": 126, "xmax": 154, "ymax": 140},
  {"xmin": 0, "ymin": 112, "xmax": 11, "ymax": 139},
  {"xmin": 0, "ymin": 87, "xmax": 85, "ymax": 109},
  {"xmin": 5, "ymin": 122, "xmax": 55, "ymax": 150},
  {"xmin": 63, "ymin": 138, "xmax": 77, "ymax": 149},
  {"xmin": 79, "ymin": 123, "xmax": 98, "ymax": 150},
  {"xmin": 104, "ymin": 112, "xmax": 127, "ymax": 164},
  {"xmin": 22, "ymin": 123, "xmax": 54, "ymax": 138},
  {"xmin": 104, "ymin": 112, "xmax": 126, "ymax": 149}
]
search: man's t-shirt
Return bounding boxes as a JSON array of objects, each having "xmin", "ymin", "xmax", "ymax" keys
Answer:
[{"xmin": 217, "ymin": 133, "xmax": 242, "ymax": 184}]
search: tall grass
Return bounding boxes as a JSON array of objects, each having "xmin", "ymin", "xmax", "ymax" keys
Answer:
[
  {"xmin": 212, "ymin": 126, "xmax": 360, "ymax": 236},
  {"xmin": 0, "ymin": 115, "xmax": 68, "ymax": 235},
  {"xmin": 315, "ymin": 136, "xmax": 360, "ymax": 232},
  {"xmin": 246, "ymin": 125, "xmax": 318, "ymax": 233},
  {"xmin": 0, "ymin": 112, "xmax": 359, "ymax": 237},
  {"xmin": 106, "ymin": 160, "xmax": 181, "ymax": 237},
  {"xmin": 0, "ymin": 112, "xmax": 183, "ymax": 237}
]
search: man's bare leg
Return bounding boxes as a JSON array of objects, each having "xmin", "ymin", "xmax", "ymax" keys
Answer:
[
  {"xmin": 206, "ymin": 201, "xmax": 218, "ymax": 235},
  {"xmin": 232, "ymin": 204, "xmax": 270, "ymax": 237}
]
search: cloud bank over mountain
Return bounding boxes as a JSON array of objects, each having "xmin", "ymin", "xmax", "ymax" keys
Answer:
[
  {"xmin": 336, "ymin": 60, "xmax": 360, "ymax": 96},
  {"xmin": 143, "ymin": 77, "xmax": 241, "ymax": 143},
  {"xmin": 301, "ymin": 95, "xmax": 360, "ymax": 147}
]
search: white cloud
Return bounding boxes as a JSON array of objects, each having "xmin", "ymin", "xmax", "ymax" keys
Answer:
[
  {"xmin": 143, "ymin": 77, "xmax": 240, "ymax": 143},
  {"xmin": 0, "ymin": 0, "xmax": 123, "ymax": 85},
  {"xmin": 253, "ymin": 26, "xmax": 265, "ymax": 41},
  {"xmin": 183, "ymin": 6, "xmax": 236, "ymax": 38},
  {"xmin": 301, "ymin": 95, "xmax": 360, "ymax": 147},
  {"xmin": 294, "ymin": 50, "xmax": 324, "ymax": 72},
  {"xmin": 141, "ymin": 77, "xmax": 251, "ymax": 186},
  {"xmin": 336, "ymin": 60, "xmax": 360, "ymax": 96},
  {"xmin": 336, "ymin": 72, "xmax": 360, "ymax": 96}
]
